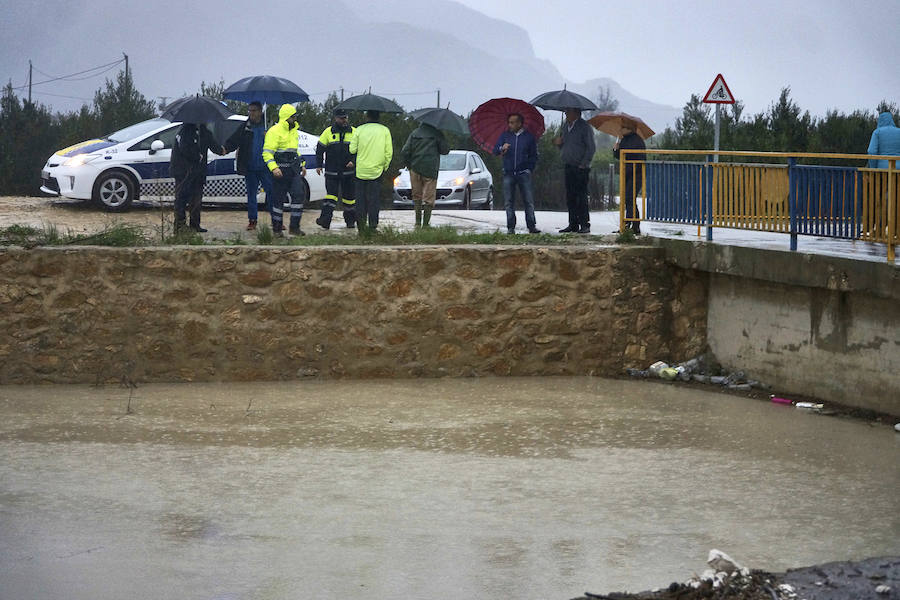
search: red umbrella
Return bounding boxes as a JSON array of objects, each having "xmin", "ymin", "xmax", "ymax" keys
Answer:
[{"xmin": 469, "ymin": 97, "xmax": 545, "ymax": 153}]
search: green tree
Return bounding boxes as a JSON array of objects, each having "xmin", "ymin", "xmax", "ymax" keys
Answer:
[
  {"xmin": 811, "ymin": 109, "xmax": 875, "ymax": 159},
  {"xmin": 875, "ymin": 99, "xmax": 899, "ymax": 120},
  {"xmin": 0, "ymin": 83, "xmax": 59, "ymax": 195},
  {"xmin": 198, "ymin": 79, "xmax": 246, "ymax": 114},
  {"xmin": 657, "ymin": 94, "xmax": 714, "ymax": 150},
  {"xmin": 57, "ymin": 104, "xmax": 100, "ymax": 147},
  {"xmin": 93, "ymin": 69, "xmax": 156, "ymax": 136},
  {"xmin": 767, "ymin": 87, "xmax": 812, "ymax": 152}
]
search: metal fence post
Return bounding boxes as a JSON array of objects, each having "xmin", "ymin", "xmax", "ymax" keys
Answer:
[
  {"xmin": 619, "ymin": 150, "xmax": 626, "ymax": 233},
  {"xmin": 889, "ymin": 158, "xmax": 896, "ymax": 262},
  {"xmin": 705, "ymin": 154, "xmax": 714, "ymax": 241},
  {"xmin": 788, "ymin": 157, "xmax": 798, "ymax": 251},
  {"xmin": 608, "ymin": 163, "xmax": 615, "ymax": 210}
]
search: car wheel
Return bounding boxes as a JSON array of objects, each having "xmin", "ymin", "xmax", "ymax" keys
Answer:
[
  {"xmin": 93, "ymin": 170, "xmax": 136, "ymax": 212},
  {"xmin": 302, "ymin": 178, "xmax": 310, "ymax": 204},
  {"xmin": 464, "ymin": 187, "xmax": 472, "ymax": 210},
  {"xmin": 483, "ymin": 187, "xmax": 494, "ymax": 210}
]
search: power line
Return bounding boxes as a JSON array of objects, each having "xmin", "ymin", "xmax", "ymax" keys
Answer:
[
  {"xmin": 31, "ymin": 90, "xmax": 93, "ymax": 102},
  {"xmin": 10, "ymin": 58, "xmax": 125, "ymax": 91},
  {"xmin": 373, "ymin": 89, "xmax": 438, "ymax": 97},
  {"xmin": 60, "ymin": 62, "xmax": 123, "ymax": 82}
]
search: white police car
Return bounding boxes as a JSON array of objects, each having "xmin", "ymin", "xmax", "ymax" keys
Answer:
[{"xmin": 40, "ymin": 116, "xmax": 325, "ymax": 212}]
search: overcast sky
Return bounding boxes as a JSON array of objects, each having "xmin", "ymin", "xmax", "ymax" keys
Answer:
[
  {"xmin": 456, "ymin": 0, "xmax": 899, "ymax": 117},
  {"xmin": 2, "ymin": 0, "xmax": 896, "ymax": 121}
]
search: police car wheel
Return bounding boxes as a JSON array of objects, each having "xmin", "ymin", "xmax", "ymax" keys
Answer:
[{"xmin": 93, "ymin": 170, "xmax": 136, "ymax": 212}]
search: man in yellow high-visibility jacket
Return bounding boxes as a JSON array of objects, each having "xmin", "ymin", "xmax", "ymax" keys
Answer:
[
  {"xmin": 348, "ymin": 110, "xmax": 392, "ymax": 233},
  {"xmin": 262, "ymin": 104, "xmax": 307, "ymax": 236}
]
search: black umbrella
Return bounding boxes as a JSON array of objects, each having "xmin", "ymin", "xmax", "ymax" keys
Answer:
[
  {"xmin": 161, "ymin": 95, "xmax": 235, "ymax": 124},
  {"xmin": 335, "ymin": 93, "xmax": 404, "ymax": 114},
  {"xmin": 408, "ymin": 107, "xmax": 469, "ymax": 135},
  {"xmin": 223, "ymin": 75, "xmax": 310, "ymax": 105},
  {"xmin": 207, "ymin": 118, "xmax": 245, "ymax": 149},
  {"xmin": 530, "ymin": 88, "xmax": 598, "ymax": 111}
]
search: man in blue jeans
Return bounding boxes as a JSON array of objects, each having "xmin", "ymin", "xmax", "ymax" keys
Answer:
[
  {"xmin": 224, "ymin": 101, "xmax": 272, "ymax": 230},
  {"xmin": 493, "ymin": 113, "xmax": 540, "ymax": 234}
]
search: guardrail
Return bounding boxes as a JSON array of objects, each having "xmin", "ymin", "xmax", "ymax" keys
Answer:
[{"xmin": 619, "ymin": 149, "xmax": 900, "ymax": 262}]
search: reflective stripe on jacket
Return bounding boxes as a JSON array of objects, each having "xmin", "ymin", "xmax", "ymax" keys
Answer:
[{"xmin": 316, "ymin": 124, "xmax": 356, "ymax": 176}]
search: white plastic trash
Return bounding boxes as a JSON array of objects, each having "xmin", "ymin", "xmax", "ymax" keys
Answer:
[
  {"xmin": 648, "ymin": 361, "xmax": 668, "ymax": 377},
  {"xmin": 795, "ymin": 402, "xmax": 824, "ymax": 410},
  {"xmin": 707, "ymin": 549, "xmax": 743, "ymax": 574}
]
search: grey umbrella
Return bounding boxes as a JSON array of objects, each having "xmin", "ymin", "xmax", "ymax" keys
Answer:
[
  {"xmin": 408, "ymin": 107, "xmax": 469, "ymax": 135},
  {"xmin": 335, "ymin": 93, "xmax": 404, "ymax": 114},
  {"xmin": 530, "ymin": 88, "xmax": 598, "ymax": 111}
]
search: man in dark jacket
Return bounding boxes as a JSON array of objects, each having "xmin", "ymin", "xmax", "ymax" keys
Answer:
[
  {"xmin": 401, "ymin": 122, "xmax": 449, "ymax": 228},
  {"xmin": 314, "ymin": 108, "xmax": 356, "ymax": 229},
  {"xmin": 613, "ymin": 122, "xmax": 646, "ymax": 235},
  {"xmin": 553, "ymin": 108, "xmax": 596, "ymax": 233},
  {"xmin": 224, "ymin": 101, "xmax": 271, "ymax": 231},
  {"xmin": 171, "ymin": 123, "xmax": 226, "ymax": 233},
  {"xmin": 493, "ymin": 112, "xmax": 539, "ymax": 234}
]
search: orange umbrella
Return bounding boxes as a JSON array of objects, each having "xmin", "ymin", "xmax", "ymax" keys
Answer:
[{"xmin": 588, "ymin": 111, "xmax": 655, "ymax": 139}]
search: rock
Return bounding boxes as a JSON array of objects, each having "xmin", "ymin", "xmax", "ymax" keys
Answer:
[
  {"xmin": 708, "ymin": 549, "xmax": 744, "ymax": 574},
  {"xmin": 876, "ymin": 584, "xmax": 891, "ymax": 594},
  {"xmin": 242, "ymin": 295, "xmax": 263, "ymax": 304}
]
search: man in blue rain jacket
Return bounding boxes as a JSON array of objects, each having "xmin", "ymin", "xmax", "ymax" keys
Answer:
[{"xmin": 493, "ymin": 112, "xmax": 539, "ymax": 234}]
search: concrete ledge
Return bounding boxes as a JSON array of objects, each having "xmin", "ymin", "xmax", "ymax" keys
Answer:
[{"xmin": 658, "ymin": 238, "xmax": 900, "ymax": 300}]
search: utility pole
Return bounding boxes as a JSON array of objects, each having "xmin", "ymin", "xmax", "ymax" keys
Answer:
[
  {"xmin": 436, "ymin": 89, "xmax": 440, "ymax": 108},
  {"xmin": 340, "ymin": 86, "xmax": 344, "ymax": 101},
  {"xmin": 123, "ymin": 52, "xmax": 129, "ymax": 98},
  {"xmin": 28, "ymin": 60, "xmax": 32, "ymax": 104}
]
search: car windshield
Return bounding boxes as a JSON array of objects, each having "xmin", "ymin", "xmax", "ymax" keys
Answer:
[
  {"xmin": 105, "ymin": 118, "xmax": 171, "ymax": 143},
  {"xmin": 439, "ymin": 154, "xmax": 467, "ymax": 171}
]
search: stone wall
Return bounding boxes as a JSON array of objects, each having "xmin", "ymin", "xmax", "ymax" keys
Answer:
[{"xmin": 0, "ymin": 245, "xmax": 708, "ymax": 385}]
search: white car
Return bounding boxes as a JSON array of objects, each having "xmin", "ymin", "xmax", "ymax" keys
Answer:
[
  {"xmin": 40, "ymin": 116, "xmax": 326, "ymax": 211},
  {"xmin": 392, "ymin": 150, "xmax": 494, "ymax": 209}
]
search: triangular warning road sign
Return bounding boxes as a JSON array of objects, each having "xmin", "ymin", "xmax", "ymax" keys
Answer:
[{"xmin": 703, "ymin": 74, "xmax": 735, "ymax": 104}]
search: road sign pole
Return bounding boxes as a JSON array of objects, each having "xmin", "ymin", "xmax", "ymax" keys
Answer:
[{"xmin": 714, "ymin": 104, "xmax": 720, "ymax": 164}]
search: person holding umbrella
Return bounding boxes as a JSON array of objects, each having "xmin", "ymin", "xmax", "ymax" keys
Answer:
[
  {"xmin": 171, "ymin": 123, "xmax": 227, "ymax": 233},
  {"xmin": 349, "ymin": 110, "xmax": 393, "ymax": 233},
  {"xmin": 613, "ymin": 121, "xmax": 647, "ymax": 235},
  {"xmin": 400, "ymin": 120, "xmax": 450, "ymax": 228},
  {"xmin": 161, "ymin": 95, "xmax": 232, "ymax": 233},
  {"xmin": 262, "ymin": 104, "xmax": 308, "ymax": 237},
  {"xmin": 492, "ymin": 112, "xmax": 540, "ymax": 234},
  {"xmin": 553, "ymin": 109, "xmax": 596, "ymax": 233},
  {"xmin": 314, "ymin": 108, "xmax": 357, "ymax": 230},
  {"xmin": 223, "ymin": 101, "xmax": 271, "ymax": 231}
]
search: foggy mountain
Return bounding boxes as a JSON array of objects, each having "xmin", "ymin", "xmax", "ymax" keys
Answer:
[{"xmin": 1, "ymin": 0, "xmax": 681, "ymax": 131}]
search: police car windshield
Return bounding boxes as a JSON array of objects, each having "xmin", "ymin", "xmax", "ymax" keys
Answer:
[
  {"xmin": 105, "ymin": 118, "xmax": 171, "ymax": 143},
  {"xmin": 439, "ymin": 154, "xmax": 467, "ymax": 171}
]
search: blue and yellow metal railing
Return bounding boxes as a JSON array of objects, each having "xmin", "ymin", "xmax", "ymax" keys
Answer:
[{"xmin": 619, "ymin": 149, "xmax": 900, "ymax": 262}]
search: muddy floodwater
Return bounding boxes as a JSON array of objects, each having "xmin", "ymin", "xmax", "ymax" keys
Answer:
[{"xmin": 1, "ymin": 377, "xmax": 897, "ymax": 599}]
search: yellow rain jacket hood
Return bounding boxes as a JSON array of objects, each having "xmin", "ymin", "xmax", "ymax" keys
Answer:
[{"xmin": 262, "ymin": 104, "xmax": 302, "ymax": 172}]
